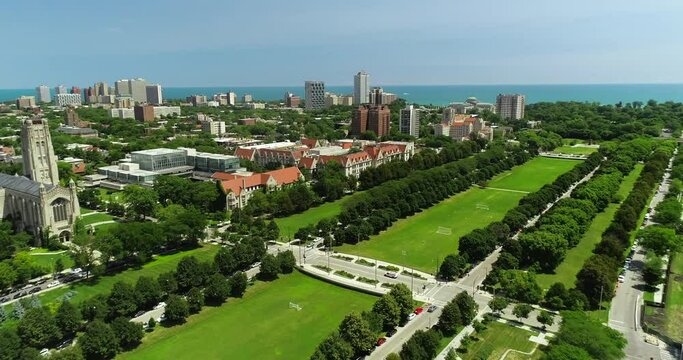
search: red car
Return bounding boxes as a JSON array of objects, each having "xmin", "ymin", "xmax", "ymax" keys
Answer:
[
  {"xmin": 376, "ymin": 337, "xmax": 386, "ymax": 346},
  {"xmin": 414, "ymin": 307, "xmax": 424, "ymax": 315}
]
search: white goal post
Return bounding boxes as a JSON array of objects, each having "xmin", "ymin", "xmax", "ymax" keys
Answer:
[
  {"xmin": 436, "ymin": 226, "xmax": 452, "ymax": 235},
  {"xmin": 289, "ymin": 302, "xmax": 302, "ymax": 311}
]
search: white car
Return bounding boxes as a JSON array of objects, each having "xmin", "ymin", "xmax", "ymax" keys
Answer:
[
  {"xmin": 39, "ymin": 348, "xmax": 49, "ymax": 357},
  {"xmin": 154, "ymin": 302, "xmax": 166, "ymax": 310},
  {"xmin": 407, "ymin": 313, "xmax": 416, "ymax": 321},
  {"xmin": 384, "ymin": 272, "xmax": 399, "ymax": 279},
  {"xmin": 618, "ymin": 275, "xmax": 625, "ymax": 283},
  {"xmin": 72, "ymin": 268, "xmax": 82, "ymax": 274},
  {"xmin": 46, "ymin": 281, "xmax": 60, "ymax": 288}
]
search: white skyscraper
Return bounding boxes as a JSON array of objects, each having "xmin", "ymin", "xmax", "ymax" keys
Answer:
[
  {"xmin": 228, "ymin": 92, "xmax": 237, "ymax": 106},
  {"xmin": 354, "ymin": 71, "xmax": 370, "ymax": 105},
  {"xmin": 305, "ymin": 81, "xmax": 325, "ymax": 110},
  {"xmin": 55, "ymin": 94, "xmax": 82, "ymax": 107},
  {"xmin": 129, "ymin": 78, "xmax": 148, "ymax": 103},
  {"xmin": 146, "ymin": 84, "xmax": 163, "ymax": 105},
  {"xmin": 400, "ymin": 105, "xmax": 420, "ymax": 137},
  {"xmin": 55, "ymin": 85, "xmax": 67, "ymax": 95},
  {"xmin": 115, "ymin": 80, "xmax": 130, "ymax": 96},
  {"xmin": 35, "ymin": 85, "xmax": 51, "ymax": 103},
  {"xmin": 496, "ymin": 94, "xmax": 526, "ymax": 120}
]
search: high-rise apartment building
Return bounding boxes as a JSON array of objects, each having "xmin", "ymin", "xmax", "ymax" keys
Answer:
[
  {"xmin": 70, "ymin": 86, "xmax": 81, "ymax": 94},
  {"xmin": 495, "ymin": 94, "xmax": 525, "ymax": 120},
  {"xmin": 201, "ymin": 118, "xmax": 226, "ymax": 135},
  {"xmin": 305, "ymin": 81, "xmax": 325, "ymax": 110},
  {"xmin": 242, "ymin": 94, "xmax": 253, "ymax": 103},
  {"xmin": 284, "ymin": 92, "xmax": 301, "ymax": 108},
  {"xmin": 129, "ymin": 78, "xmax": 148, "ymax": 103},
  {"xmin": 55, "ymin": 94, "xmax": 82, "ymax": 107},
  {"xmin": 354, "ymin": 71, "xmax": 369, "ymax": 105},
  {"xmin": 368, "ymin": 105, "xmax": 391, "ymax": 137},
  {"xmin": 146, "ymin": 84, "xmax": 163, "ymax": 105},
  {"xmin": 55, "ymin": 85, "xmax": 67, "ymax": 95},
  {"xmin": 187, "ymin": 95, "xmax": 208, "ymax": 107},
  {"xmin": 400, "ymin": 105, "xmax": 419, "ymax": 137},
  {"xmin": 115, "ymin": 80, "xmax": 130, "ymax": 96},
  {"xmin": 16, "ymin": 96, "xmax": 37, "ymax": 109},
  {"xmin": 227, "ymin": 92, "xmax": 237, "ymax": 106},
  {"xmin": 134, "ymin": 105, "xmax": 156, "ymax": 122},
  {"xmin": 352, "ymin": 105, "xmax": 391, "ymax": 137},
  {"xmin": 36, "ymin": 85, "xmax": 51, "ymax": 103},
  {"xmin": 94, "ymin": 82, "xmax": 109, "ymax": 96}
]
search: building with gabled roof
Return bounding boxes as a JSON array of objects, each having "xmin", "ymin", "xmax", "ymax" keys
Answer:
[{"xmin": 213, "ymin": 167, "xmax": 304, "ymax": 209}]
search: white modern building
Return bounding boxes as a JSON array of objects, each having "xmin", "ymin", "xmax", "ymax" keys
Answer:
[
  {"xmin": 400, "ymin": 105, "xmax": 420, "ymax": 137},
  {"xmin": 354, "ymin": 71, "xmax": 370, "ymax": 105},
  {"xmin": 305, "ymin": 81, "xmax": 325, "ymax": 110},
  {"xmin": 109, "ymin": 108, "xmax": 135, "ymax": 119},
  {"xmin": 55, "ymin": 94, "xmax": 82, "ymax": 107},
  {"xmin": 35, "ymin": 85, "xmax": 51, "ymax": 103},
  {"xmin": 201, "ymin": 118, "xmax": 226, "ymax": 135},
  {"xmin": 115, "ymin": 78, "xmax": 148, "ymax": 103},
  {"xmin": 153, "ymin": 106, "xmax": 181, "ymax": 118},
  {"xmin": 146, "ymin": 84, "xmax": 163, "ymax": 105}
]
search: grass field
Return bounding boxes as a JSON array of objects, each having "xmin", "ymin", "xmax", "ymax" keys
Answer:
[
  {"xmin": 118, "ymin": 271, "xmax": 376, "ymax": 360},
  {"xmin": 337, "ymin": 157, "xmax": 579, "ymax": 273},
  {"xmin": 275, "ymin": 194, "xmax": 358, "ymax": 240},
  {"xmin": 663, "ymin": 252, "xmax": 683, "ymax": 342},
  {"xmin": 34, "ymin": 246, "xmax": 219, "ymax": 307},
  {"xmin": 552, "ymin": 145, "xmax": 598, "ymax": 155},
  {"xmin": 461, "ymin": 321, "xmax": 538, "ymax": 360},
  {"xmin": 80, "ymin": 208, "xmax": 94, "ymax": 214},
  {"xmin": 79, "ymin": 212, "xmax": 116, "ymax": 226},
  {"xmin": 536, "ymin": 164, "xmax": 644, "ymax": 289},
  {"xmin": 29, "ymin": 248, "xmax": 74, "ymax": 271}
]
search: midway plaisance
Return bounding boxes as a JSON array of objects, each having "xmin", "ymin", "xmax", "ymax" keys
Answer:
[{"xmin": 0, "ymin": 98, "xmax": 683, "ymax": 360}]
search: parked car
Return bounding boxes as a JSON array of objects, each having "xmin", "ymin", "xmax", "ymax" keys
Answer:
[
  {"xmin": 0, "ymin": 296, "xmax": 8, "ymax": 303},
  {"xmin": 154, "ymin": 302, "xmax": 166, "ymax": 310},
  {"xmin": 385, "ymin": 328, "xmax": 397, "ymax": 337},
  {"xmin": 376, "ymin": 337, "xmax": 386, "ymax": 346},
  {"xmin": 414, "ymin": 307, "xmax": 424, "ymax": 315},
  {"xmin": 407, "ymin": 313, "xmax": 416, "ymax": 321},
  {"xmin": 427, "ymin": 304, "xmax": 438, "ymax": 313},
  {"xmin": 618, "ymin": 275, "xmax": 626, "ymax": 283},
  {"xmin": 72, "ymin": 268, "xmax": 82, "ymax": 274},
  {"xmin": 39, "ymin": 348, "xmax": 49, "ymax": 357},
  {"xmin": 134, "ymin": 310, "xmax": 146, "ymax": 317},
  {"xmin": 13, "ymin": 292, "xmax": 24, "ymax": 299},
  {"xmin": 384, "ymin": 272, "xmax": 398, "ymax": 279},
  {"xmin": 251, "ymin": 262, "xmax": 261, "ymax": 269},
  {"xmin": 29, "ymin": 287, "xmax": 41, "ymax": 294},
  {"xmin": 57, "ymin": 338, "xmax": 73, "ymax": 350},
  {"xmin": 46, "ymin": 281, "xmax": 60, "ymax": 288}
]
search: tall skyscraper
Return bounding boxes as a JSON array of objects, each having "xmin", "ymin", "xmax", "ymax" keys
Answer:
[
  {"xmin": 115, "ymin": 79, "xmax": 130, "ymax": 96},
  {"xmin": 227, "ymin": 92, "xmax": 237, "ymax": 106},
  {"xmin": 22, "ymin": 118, "xmax": 60, "ymax": 185},
  {"xmin": 351, "ymin": 106, "xmax": 369, "ymax": 136},
  {"xmin": 94, "ymin": 82, "xmax": 109, "ymax": 96},
  {"xmin": 400, "ymin": 105, "xmax": 419, "ymax": 137},
  {"xmin": 55, "ymin": 85, "xmax": 67, "ymax": 95},
  {"xmin": 370, "ymin": 87, "xmax": 383, "ymax": 106},
  {"xmin": 305, "ymin": 81, "xmax": 325, "ymax": 110},
  {"xmin": 146, "ymin": 84, "xmax": 163, "ymax": 105},
  {"xmin": 69, "ymin": 86, "xmax": 81, "ymax": 94},
  {"xmin": 129, "ymin": 78, "xmax": 148, "ymax": 103},
  {"xmin": 354, "ymin": 71, "xmax": 369, "ymax": 105},
  {"xmin": 495, "ymin": 94, "xmax": 526, "ymax": 120},
  {"xmin": 35, "ymin": 85, "xmax": 51, "ymax": 103}
]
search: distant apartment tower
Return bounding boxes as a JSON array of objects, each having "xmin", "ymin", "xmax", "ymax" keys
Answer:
[
  {"xmin": 95, "ymin": 82, "xmax": 109, "ymax": 96},
  {"xmin": 134, "ymin": 105, "xmax": 155, "ymax": 122},
  {"xmin": 187, "ymin": 95, "xmax": 208, "ymax": 106},
  {"xmin": 70, "ymin": 86, "xmax": 81, "ymax": 94},
  {"xmin": 284, "ymin": 92, "xmax": 301, "ymax": 108},
  {"xmin": 352, "ymin": 105, "xmax": 391, "ymax": 137},
  {"xmin": 16, "ymin": 96, "xmax": 36, "ymax": 109},
  {"xmin": 227, "ymin": 92, "xmax": 237, "ymax": 106},
  {"xmin": 55, "ymin": 94, "xmax": 82, "ymax": 107},
  {"xmin": 115, "ymin": 80, "xmax": 130, "ymax": 96},
  {"xmin": 129, "ymin": 78, "xmax": 148, "ymax": 103},
  {"xmin": 146, "ymin": 84, "xmax": 163, "ymax": 105},
  {"xmin": 495, "ymin": 94, "xmax": 525, "ymax": 120},
  {"xmin": 201, "ymin": 118, "xmax": 226, "ymax": 135},
  {"xmin": 54, "ymin": 85, "xmax": 67, "ymax": 95},
  {"xmin": 242, "ymin": 94, "xmax": 253, "ymax": 103},
  {"xmin": 305, "ymin": 81, "xmax": 325, "ymax": 110},
  {"xmin": 35, "ymin": 85, "xmax": 51, "ymax": 103},
  {"xmin": 400, "ymin": 105, "xmax": 419, "ymax": 137},
  {"xmin": 354, "ymin": 71, "xmax": 370, "ymax": 105}
]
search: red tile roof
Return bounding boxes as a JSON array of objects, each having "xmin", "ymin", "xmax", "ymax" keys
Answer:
[
  {"xmin": 299, "ymin": 157, "xmax": 317, "ymax": 170},
  {"xmin": 217, "ymin": 167, "xmax": 303, "ymax": 196},
  {"xmin": 301, "ymin": 138, "xmax": 319, "ymax": 149},
  {"xmin": 266, "ymin": 167, "xmax": 303, "ymax": 185},
  {"xmin": 234, "ymin": 148, "xmax": 255, "ymax": 160}
]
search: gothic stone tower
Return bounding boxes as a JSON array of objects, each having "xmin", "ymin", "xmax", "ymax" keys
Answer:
[{"xmin": 21, "ymin": 118, "xmax": 60, "ymax": 185}]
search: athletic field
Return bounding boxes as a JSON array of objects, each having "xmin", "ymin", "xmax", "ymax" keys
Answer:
[
  {"xmin": 119, "ymin": 271, "xmax": 376, "ymax": 360},
  {"xmin": 337, "ymin": 157, "xmax": 579, "ymax": 273}
]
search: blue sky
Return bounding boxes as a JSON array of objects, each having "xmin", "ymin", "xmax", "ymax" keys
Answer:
[{"xmin": 1, "ymin": 0, "xmax": 682, "ymax": 87}]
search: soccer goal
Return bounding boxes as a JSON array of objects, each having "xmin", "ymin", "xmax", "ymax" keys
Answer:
[
  {"xmin": 436, "ymin": 226, "xmax": 452, "ymax": 235},
  {"xmin": 289, "ymin": 302, "xmax": 302, "ymax": 311},
  {"xmin": 476, "ymin": 203, "xmax": 490, "ymax": 211}
]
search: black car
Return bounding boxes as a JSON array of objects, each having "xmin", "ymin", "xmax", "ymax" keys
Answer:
[
  {"xmin": 29, "ymin": 287, "xmax": 41, "ymax": 294},
  {"xmin": 0, "ymin": 296, "xmax": 8, "ymax": 303},
  {"xmin": 385, "ymin": 328, "xmax": 397, "ymax": 337}
]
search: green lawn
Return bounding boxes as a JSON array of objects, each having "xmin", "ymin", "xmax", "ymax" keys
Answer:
[
  {"xmin": 118, "ymin": 271, "xmax": 377, "ymax": 360},
  {"xmin": 552, "ymin": 145, "xmax": 598, "ymax": 155},
  {"xmin": 35, "ymin": 246, "xmax": 219, "ymax": 307},
  {"xmin": 275, "ymin": 194, "xmax": 358, "ymax": 240},
  {"xmin": 80, "ymin": 208, "xmax": 94, "ymax": 214},
  {"xmin": 536, "ymin": 164, "xmax": 644, "ymax": 289},
  {"xmin": 79, "ymin": 212, "xmax": 116, "ymax": 226},
  {"xmin": 663, "ymin": 252, "xmax": 683, "ymax": 342},
  {"xmin": 338, "ymin": 157, "xmax": 579, "ymax": 273},
  {"xmin": 461, "ymin": 321, "xmax": 538, "ymax": 360},
  {"xmin": 29, "ymin": 249, "xmax": 74, "ymax": 271}
]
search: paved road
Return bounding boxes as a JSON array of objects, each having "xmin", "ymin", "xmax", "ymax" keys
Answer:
[
  {"xmin": 608, "ymin": 150, "xmax": 677, "ymax": 360},
  {"xmin": 0, "ymin": 270, "xmax": 86, "ymax": 306}
]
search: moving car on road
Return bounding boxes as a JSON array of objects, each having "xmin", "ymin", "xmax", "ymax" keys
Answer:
[{"xmin": 384, "ymin": 272, "xmax": 398, "ymax": 279}]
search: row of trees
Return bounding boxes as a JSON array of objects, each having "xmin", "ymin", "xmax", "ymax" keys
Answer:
[
  {"xmin": 543, "ymin": 311, "xmax": 626, "ymax": 360},
  {"xmin": 576, "ymin": 141, "xmax": 675, "ymax": 308},
  {"xmin": 315, "ymin": 145, "xmax": 530, "ymax": 247},
  {"xmin": 358, "ymin": 140, "xmax": 481, "ymax": 190},
  {"xmin": 311, "ymin": 284, "xmax": 414, "ymax": 359},
  {"xmin": 445, "ymin": 151, "xmax": 603, "ymax": 281},
  {"xmin": 397, "ymin": 292, "xmax": 478, "ymax": 360}
]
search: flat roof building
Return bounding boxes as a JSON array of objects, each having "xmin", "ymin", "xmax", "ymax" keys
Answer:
[{"xmin": 305, "ymin": 81, "xmax": 325, "ymax": 110}]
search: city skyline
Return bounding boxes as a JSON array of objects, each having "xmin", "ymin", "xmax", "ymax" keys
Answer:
[{"xmin": 1, "ymin": 1, "xmax": 682, "ymax": 88}]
